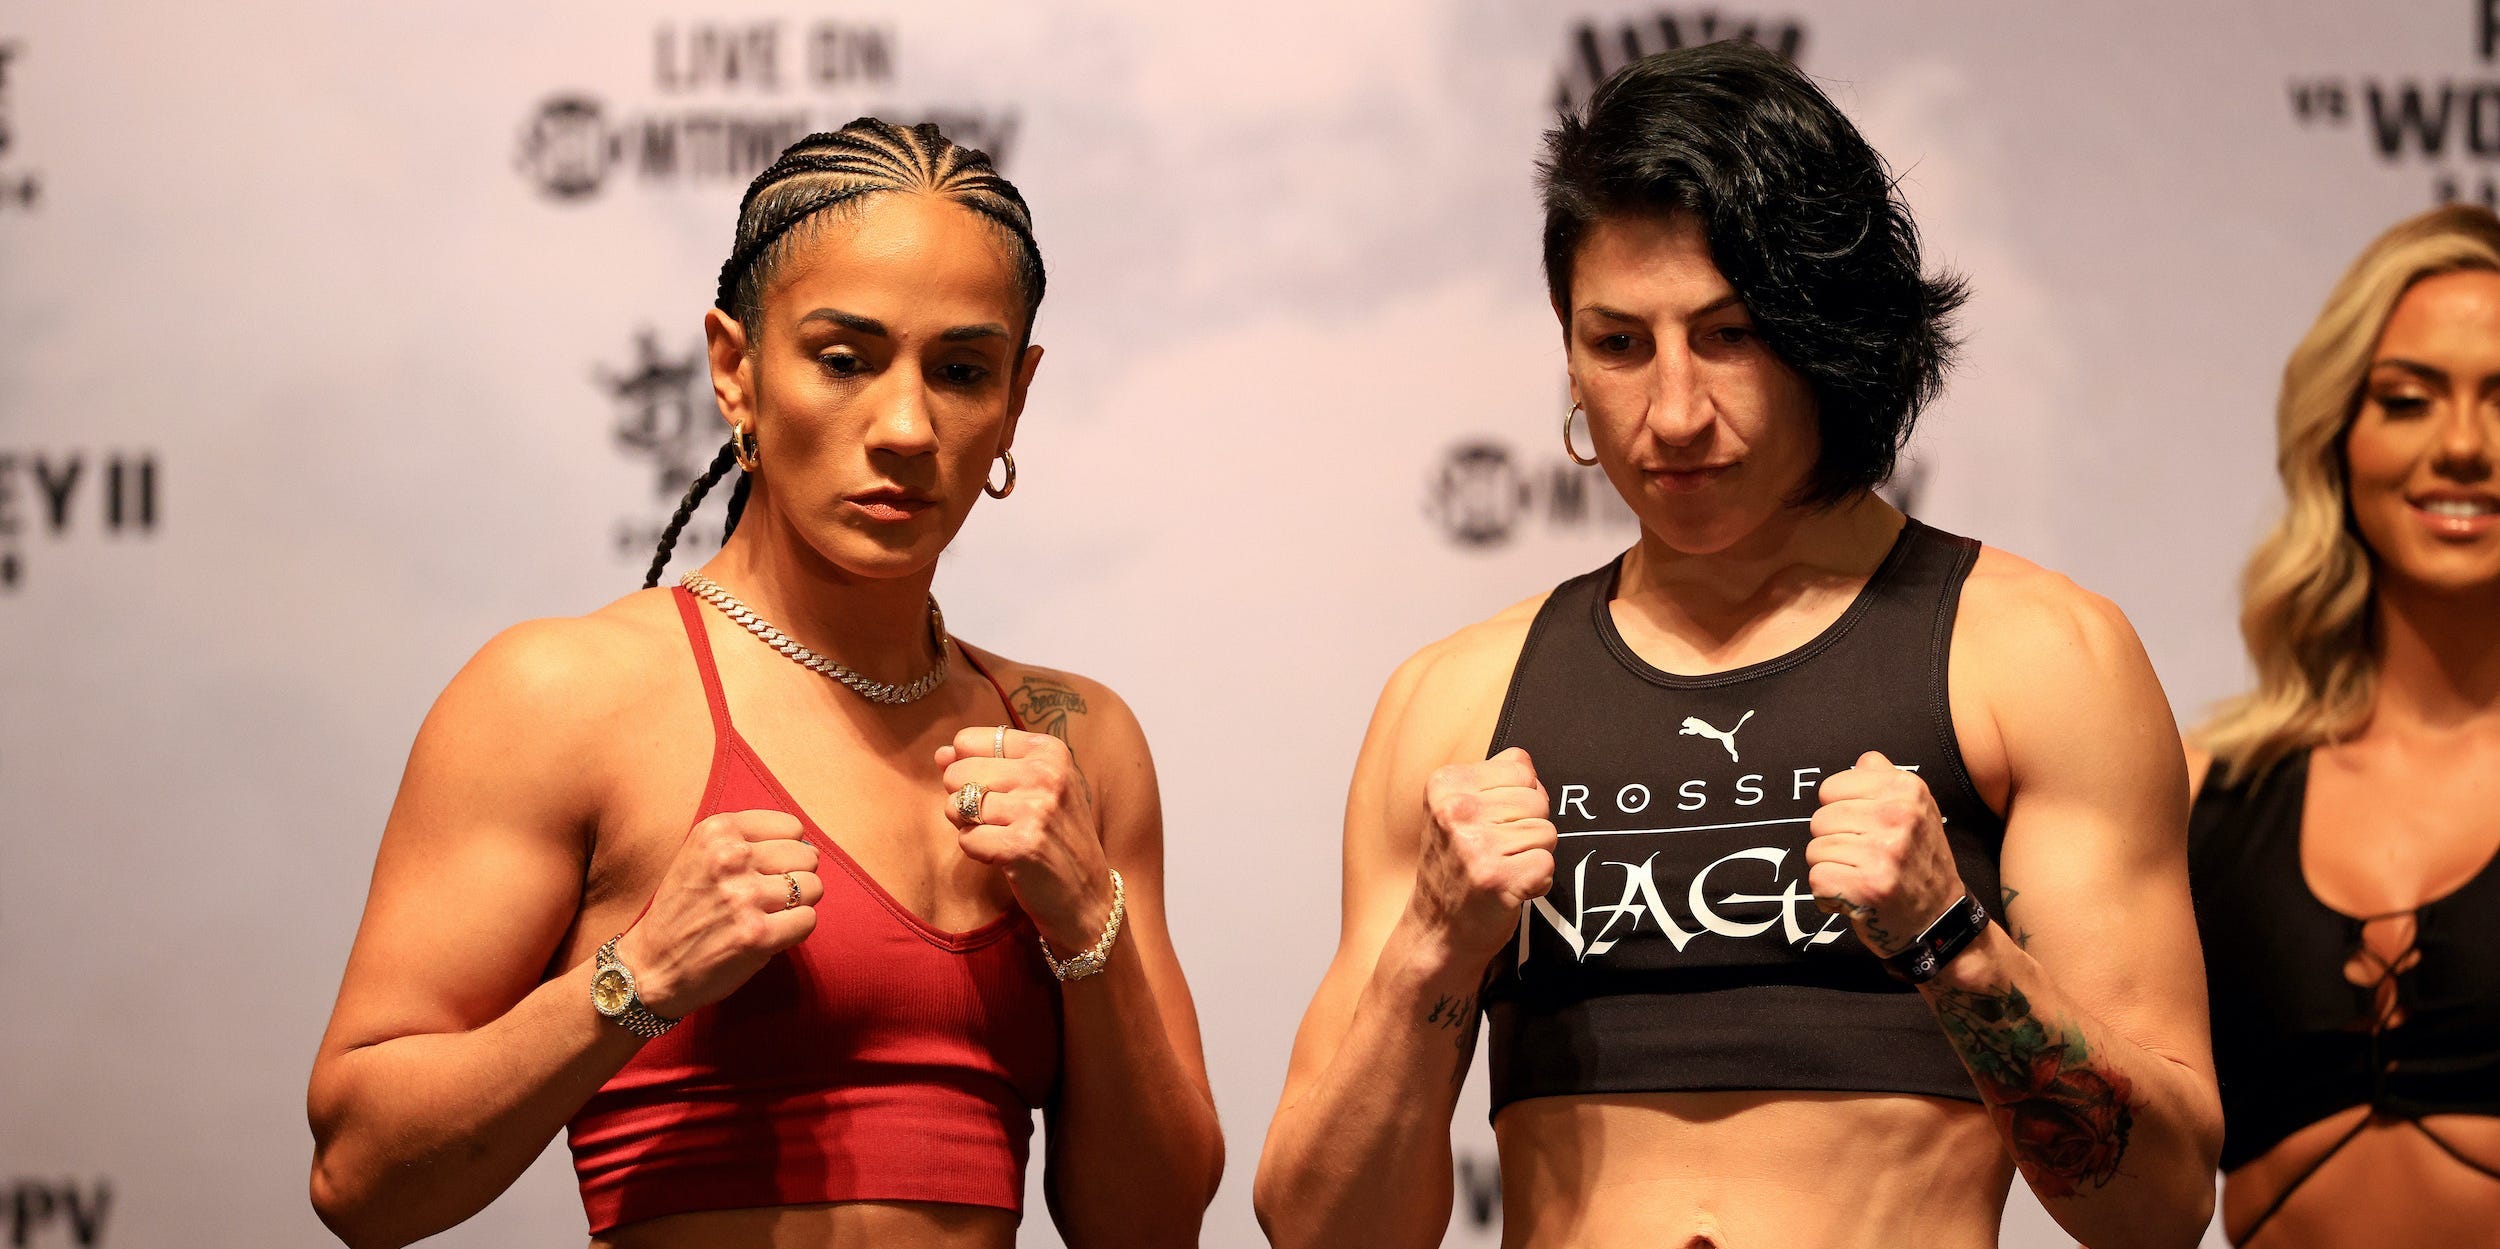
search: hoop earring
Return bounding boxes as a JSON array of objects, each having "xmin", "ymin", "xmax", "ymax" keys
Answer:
[
  {"xmin": 732, "ymin": 424, "xmax": 760, "ymax": 472},
  {"xmin": 1563, "ymin": 404, "xmax": 1600, "ymax": 467},
  {"xmin": 984, "ymin": 450, "xmax": 1017, "ymax": 499}
]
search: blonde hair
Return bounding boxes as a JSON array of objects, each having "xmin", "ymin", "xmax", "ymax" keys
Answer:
[{"xmin": 2197, "ymin": 204, "xmax": 2500, "ymax": 781}]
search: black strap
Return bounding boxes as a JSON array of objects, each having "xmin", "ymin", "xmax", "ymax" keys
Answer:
[
  {"xmin": 1883, "ymin": 893, "xmax": 1989, "ymax": 984},
  {"xmin": 2236, "ymin": 1114, "xmax": 2372, "ymax": 1244}
]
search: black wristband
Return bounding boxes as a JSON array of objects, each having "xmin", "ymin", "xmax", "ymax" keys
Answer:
[{"xmin": 1881, "ymin": 894, "xmax": 1990, "ymax": 984}]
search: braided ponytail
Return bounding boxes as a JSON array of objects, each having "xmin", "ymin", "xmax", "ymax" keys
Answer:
[
  {"xmin": 644, "ymin": 439, "xmax": 741, "ymax": 589},
  {"xmin": 645, "ymin": 117, "xmax": 1045, "ymax": 585}
]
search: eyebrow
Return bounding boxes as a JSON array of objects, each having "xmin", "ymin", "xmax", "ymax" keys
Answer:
[
  {"xmin": 802, "ymin": 308, "xmax": 886, "ymax": 336},
  {"xmin": 799, "ymin": 308, "xmax": 1009, "ymax": 344},
  {"xmin": 1577, "ymin": 293, "xmax": 1745, "ymax": 325},
  {"xmin": 2370, "ymin": 358, "xmax": 2447, "ymax": 385}
]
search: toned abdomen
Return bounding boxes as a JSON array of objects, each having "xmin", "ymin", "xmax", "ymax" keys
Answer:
[{"xmin": 1494, "ymin": 1090, "xmax": 2010, "ymax": 1249}]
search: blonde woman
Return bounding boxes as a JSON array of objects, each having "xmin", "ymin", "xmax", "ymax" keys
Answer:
[{"xmin": 2189, "ymin": 203, "xmax": 2500, "ymax": 1246}]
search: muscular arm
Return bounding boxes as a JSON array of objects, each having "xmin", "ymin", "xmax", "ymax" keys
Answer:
[
  {"xmin": 1020, "ymin": 674, "xmax": 1225, "ymax": 1247},
  {"xmin": 1938, "ymin": 573, "xmax": 2223, "ymax": 1248},
  {"xmin": 1254, "ymin": 619, "xmax": 1538, "ymax": 1249},
  {"xmin": 307, "ymin": 622, "xmax": 637, "ymax": 1249}
]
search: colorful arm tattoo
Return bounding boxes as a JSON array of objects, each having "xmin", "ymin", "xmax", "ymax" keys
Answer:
[{"xmin": 1930, "ymin": 983, "xmax": 2139, "ymax": 1198}]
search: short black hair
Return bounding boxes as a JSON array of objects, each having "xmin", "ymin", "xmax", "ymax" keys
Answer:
[{"xmin": 1539, "ymin": 41, "xmax": 1966, "ymax": 507}]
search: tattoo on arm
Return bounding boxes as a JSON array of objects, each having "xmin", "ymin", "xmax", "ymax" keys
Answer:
[
  {"xmin": 1999, "ymin": 885, "xmax": 2035, "ymax": 950},
  {"xmin": 1009, "ymin": 677, "xmax": 1089, "ymax": 745},
  {"xmin": 1930, "ymin": 983, "xmax": 2138, "ymax": 1198},
  {"xmin": 1426, "ymin": 993, "xmax": 1481, "ymax": 1089}
]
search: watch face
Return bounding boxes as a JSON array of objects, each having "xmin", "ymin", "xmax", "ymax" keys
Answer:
[{"xmin": 591, "ymin": 966, "xmax": 635, "ymax": 1017}]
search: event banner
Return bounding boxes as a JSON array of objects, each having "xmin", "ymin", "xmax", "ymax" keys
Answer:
[{"xmin": 2, "ymin": 2, "xmax": 2481, "ymax": 1245}]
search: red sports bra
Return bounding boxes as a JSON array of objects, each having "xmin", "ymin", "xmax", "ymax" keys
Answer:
[{"xmin": 564, "ymin": 588, "xmax": 1062, "ymax": 1235}]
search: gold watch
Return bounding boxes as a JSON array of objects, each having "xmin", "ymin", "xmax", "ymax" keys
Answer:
[{"xmin": 592, "ymin": 935, "xmax": 678, "ymax": 1039}]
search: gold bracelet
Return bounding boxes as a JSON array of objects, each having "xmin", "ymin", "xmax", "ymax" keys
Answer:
[{"xmin": 1039, "ymin": 869, "xmax": 1125, "ymax": 982}]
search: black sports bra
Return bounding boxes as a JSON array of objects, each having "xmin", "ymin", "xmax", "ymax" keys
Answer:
[
  {"xmin": 2188, "ymin": 747, "xmax": 2500, "ymax": 1235},
  {"xmin": 1479, "ymin": 519, "xmax": 2005, "ymax": 1115}
]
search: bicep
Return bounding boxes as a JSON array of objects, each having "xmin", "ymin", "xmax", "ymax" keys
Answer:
[
  {"xmin": 1277, "ymin": 659, "xmax": 1438, "ymax": 1097},
  {"xmin": 315, "ymin": 630, "xmax": 603, "ymax": 1065},
  {"xmin": 1993, "ymin": 603, "xmax": 2210, "ymax": 1066}
]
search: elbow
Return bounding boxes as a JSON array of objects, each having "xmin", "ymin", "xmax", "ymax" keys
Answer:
[
  {"xmin": 1251, "ymin": 1148, "xmax": 1321, "ymax": 1249},
  {"xmin": 309, "ymin": 1144, "xmax": 417, "ymax": 1249},
  {"xmin": 309, "ymin": 1161, "xmax": 387, "ymax": 1249}
]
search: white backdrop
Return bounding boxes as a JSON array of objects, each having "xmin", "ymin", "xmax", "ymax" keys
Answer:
[{"xmin": 1, "ymin": 2, "xmax": 2484, "ymax": 1245}]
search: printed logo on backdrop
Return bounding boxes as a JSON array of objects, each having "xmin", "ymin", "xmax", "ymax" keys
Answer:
[
  {"xmin": 2285, "ymin": 0, "xmax": 2500, "ymax": 208},
  {"xmin": 0, "ymin": 452, "xmax": 161, "ymax": 594},
  {"xmin": 516, "ymin": 20, "xmax": 1019, "ymax": 201},
  {"xmin": 3, "ymin": 1177, "xmax": 111, "ymax": 1247},
  {"xmin": 1554, "ymin": 10, "xmax": 1806, "ymax": 113},
  {"xmin": 601, "ymin": 330, "xmax": 728, "ymax": 563},
  {"xmin": 1428, "ymin": 440, "xmax": 1641, "ymax": 549},
  {"xmin": 0, "ymin": 39, "xmax": 44, "ymax": 211},
  {"xmin": 1427, "ymin": 444, "xmax": 1922, "ymax": 550}
]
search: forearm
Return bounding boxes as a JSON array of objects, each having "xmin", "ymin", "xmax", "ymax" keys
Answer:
[
  {"xmin": 1043, "ymin": 951, "xmax": 1223, "ymax": 1248},
  {"xmin": 1923, "ymin": 926, "xmax": 2221, "ymax": 1249},
  {"xmin": 309, "ymin": 958, "xmax": 641, "ymax": 1249},
  {"xmin": 1253, "ymin": 923, "xmax": 1486, "ymax": 1249}
]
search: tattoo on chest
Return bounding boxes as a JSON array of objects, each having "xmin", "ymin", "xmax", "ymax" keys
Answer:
[
  {"xmin": 1930, "ymin": 983, "xmax": 2138, "ymax": 1198},
  {"xmin": 1008, "ymin": 677, "xmax": 1088, "ymax": 744}
]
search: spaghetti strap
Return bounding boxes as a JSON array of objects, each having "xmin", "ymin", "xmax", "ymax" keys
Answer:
[
  {"xmin": 956, "ymin": 645, "xmax": 1029, "ymax": 732},
  {"xmin": 2237, "ymin": 1113, "xmax": 2373, "ymax": 1244},
  {"xmin": 671, "ymin": 586, "xmax": 735, "ymax": 735}
]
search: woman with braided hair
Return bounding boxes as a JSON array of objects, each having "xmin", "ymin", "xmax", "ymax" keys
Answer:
[{"xmin": 307, "ymin": 119, "xmax": 1223, "ymax": 1248}]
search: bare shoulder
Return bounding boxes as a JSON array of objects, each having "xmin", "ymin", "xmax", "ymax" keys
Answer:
[
  {"xmin": 422, "ymin": 587, "xmax": 686, "ymax": 756},
  {"xmin": 1955, "ymin": 545, "xmax": 2182, "ymax": 804},
  {"xmin": 954, "ymin": 643, "xmax": 1146, "ymax": 764},
  {"xmin": 1354, "ymin": 590, "xmax": 1553, "ymax": 794},
  {"xmin": 1391, "ymin": 591, "xmax": 1550, "ymax": 724},
  {"xmin": 1957, "ymin": 545, "xmax": 2150, "ymax": 675}
]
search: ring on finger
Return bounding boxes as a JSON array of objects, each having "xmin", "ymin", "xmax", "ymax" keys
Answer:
[
  {"xmin": 993, "ymin": 724, "xmax": 1009, "ymax": 758},
  {"xmin": 782, "ymin": 872, "xmax": 802, "ymax": 912},
  {"xmin": 953, "ymin": 781, "xmax": 988, "ymax": 826}
]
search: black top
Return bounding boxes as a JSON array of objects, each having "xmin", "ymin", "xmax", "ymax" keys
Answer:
[
  {"xmin": 1480, "ymin": 519, "xmax": 2006, "ymax": 1115},
  {"xmin": 2188, "ymin": 748, "xmax": 2500, "ymax": 1174}
]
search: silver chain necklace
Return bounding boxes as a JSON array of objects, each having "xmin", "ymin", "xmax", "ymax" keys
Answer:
[{"xmin": 679, "ymin": 572, "xmax": 951, "ymax": 705}]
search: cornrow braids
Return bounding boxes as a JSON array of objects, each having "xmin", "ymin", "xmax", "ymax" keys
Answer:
[
  {"xmin": 714, "ymin": 117, "xmax": 1045, "ymax": 344},
  {"xmin": 647, "ymin": 119, "xmax": 1040, "ymax": 588},
  {"xmin": 643, "ymin": 439, "xmax": 742, "ymax": 589}
]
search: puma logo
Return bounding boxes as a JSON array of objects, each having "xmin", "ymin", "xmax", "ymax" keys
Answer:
[{"xmin": 1678, "ymin": 711, "xmax": 1755, "ymax": 763}]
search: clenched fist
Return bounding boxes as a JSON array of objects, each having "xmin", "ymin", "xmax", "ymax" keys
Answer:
[
  {"xmin": 611, "ymin": 809, "xmax": 823, "ymax": 1019},
  {"xmin": 1806, "ymin": 751, "xmax": 1968, "ymax": 957},
  {"xmin": 937, "ymin": 727, "xmax": 1113, "ymax": 956},
  {"xmin": 1405, "ymin": 746, "xmax": 1559, "ymax": 968}
]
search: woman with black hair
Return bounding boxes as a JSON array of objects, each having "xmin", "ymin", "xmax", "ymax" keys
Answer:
[
  {"xmin": 305, "ymin": 120, "xmax": 1222, "ymax": 1249},
  {"xmin": 1256, "ymin": 43, "xmax": 2221, "ymax": 1249}
]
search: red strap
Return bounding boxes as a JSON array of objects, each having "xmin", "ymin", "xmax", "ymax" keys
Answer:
[
  {"xmin": 956, "ymin": 646, "xmax": 1029, "ymax": 732},
  {"xmin": 671, "ymin": 586, "xmax": 735, "ymax": 735}
]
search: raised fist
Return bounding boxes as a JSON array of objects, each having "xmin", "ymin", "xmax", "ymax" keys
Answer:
[
  {"xmin": 1806, "ymin": 751, "xmax": 1968, "ymax": 957},
  {"xmin": 611, "ymin": 809, "xmax": 823, "ymax": 1019},
  {"xmin": 937, "ymin": 726, "xmax": 1114, "ymax": 956},
  {"xmin": 1406, "ymin": 746, "xmax": 1558, "ymax": 967}
]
